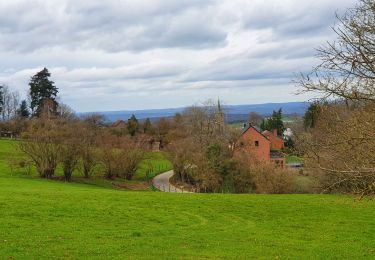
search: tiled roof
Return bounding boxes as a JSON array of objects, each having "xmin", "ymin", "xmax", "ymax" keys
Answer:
[{"xmin": 242, "ymin": 124, "xmax": 269, "ymax": 141}]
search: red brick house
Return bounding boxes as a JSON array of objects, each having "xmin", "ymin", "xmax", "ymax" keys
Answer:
[
  {"xmin": 111, "ymin": 120, "xmax": 127, "ymax": 128},
  {"xmin": 262, "ymin": 129, "xmax": 285, "ymax": 150},
  {"xmin": 237, "ymin": 124, "xmax": 285, "ymax": 167}
]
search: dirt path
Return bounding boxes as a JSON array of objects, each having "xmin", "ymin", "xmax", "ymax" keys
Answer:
[{"xmin": 152, "ymin": 170, "xmax": 191, "ymax": 193}]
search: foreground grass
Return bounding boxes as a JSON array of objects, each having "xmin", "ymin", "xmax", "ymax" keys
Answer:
[
  {"xmin": 0, "ymin": 177, "xmax": 374, "ymax": 259},
  {"xmin": 1, "ymin": 139, "xmax": 374, "ymax": 258}
]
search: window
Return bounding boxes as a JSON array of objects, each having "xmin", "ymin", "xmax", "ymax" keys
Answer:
[{"xmin": 255, "ymin": 141, "xmax": 259, "ymax": 147}]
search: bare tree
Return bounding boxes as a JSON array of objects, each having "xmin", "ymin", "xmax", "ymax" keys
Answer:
[
  {"xmin": 117, "ymin": 146, "xmax": 144, "ymax": 180},
  {"xmin": 295, "ymin": 0, "xmax": 375, "ymax": 196},
  {"xmin": 167, "ymin": 101, "xmax": 234, "ymax": 192},
  {"xmin": 19, "ymin": 119, "xmax": 62, "ymax": 178},
  {"xmin": 154, "ymin": 117, "xmax": 171, "ymax": 147},
  {"xmin": 182, "ymin": 100, "xmax": 227, "ymax": 148},
  {"xmin": 297, "ymin": 104, "xmax": 375, "ymax": 196},
  {"xmin": 98, "ymin": 134, "xmax": 144, "ymax": 180},
  {"xmin": 58, "ymin": 121, "xmax": 81, "ymax": 181},
  {"xmin": 78, "ymin": 123, "xmax": 99, "ymax": 178},
  {"xmin": 297, "ymin": 0, "xmax": 375, "ymax": 103},
  {"xmin": 1, "ymin": 85, "xmax": 20, "ymax": 120},
  {"xmin": 248, "ymin": 112, "xmax": 263, "ymax": 126},
  {"xmin": 57, "ymin": 103, "xmax": 76, "ymax": 120}
]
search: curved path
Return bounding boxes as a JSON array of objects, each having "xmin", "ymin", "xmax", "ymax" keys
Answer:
[{"xmin": 152, "ymin": 170, "xmax": 191, "ymax": 193}]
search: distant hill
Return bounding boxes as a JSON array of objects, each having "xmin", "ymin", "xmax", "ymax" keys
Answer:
[{"xmin": 79, "ymin": 102, "xmax": 309, "ymax": 123}]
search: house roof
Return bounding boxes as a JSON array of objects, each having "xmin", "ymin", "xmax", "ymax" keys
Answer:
[
  {"xmin": 262, "ymin": 130, "xmax": 271, "ymax": 135},
  {"xmin": 242, "ymin": 124, "xmax": 269, "ymax": 141},
  {"xmin": 111, "ymin": 120, "xmax": 126, "ymax": 127},
  {"xmin": 262, "ymin": 130, "xmax": 284, "ymax": 140}
]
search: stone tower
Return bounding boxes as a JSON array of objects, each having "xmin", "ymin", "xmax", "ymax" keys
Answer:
[{"xmin": 215, "ymin": 98, "xmax": 225, "ymax": 133}]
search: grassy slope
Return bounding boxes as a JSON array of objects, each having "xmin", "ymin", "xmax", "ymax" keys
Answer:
[
  {"xmin": 1, "ymin": 178, "xmax": 374, "ymax": 259},
  {"xmin": 134, "ymin": 152, "xmax": 172, "ymax": 181},
  {"xmin": 0, "ymin": 139, "xmax": 172, "ymax": 190},
  {"xmin": 0, "ymin": 139, "xmax": 374, "ymax": 259}
]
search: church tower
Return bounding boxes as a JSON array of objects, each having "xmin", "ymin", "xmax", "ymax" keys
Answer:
[{"xmin": 215, "ymin": 98, "xmax": 225, "ymax": 133}]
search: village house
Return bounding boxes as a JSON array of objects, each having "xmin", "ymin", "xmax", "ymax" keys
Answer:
[
  {"xmin": 238, "ymin": 124, "xmax": 285, "ymax": 167},
  {"xmin": 111, "ymin": 120, "xmax": 127, "ymax": 128},
  {"xmin": 262, "ymin": 129, "xmax": 284, "ymax": 150}
]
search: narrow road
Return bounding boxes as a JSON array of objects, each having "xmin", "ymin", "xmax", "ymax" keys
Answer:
[{"xmin": 152, "ymin": 170, "xmax": 191, "ymax": 193}]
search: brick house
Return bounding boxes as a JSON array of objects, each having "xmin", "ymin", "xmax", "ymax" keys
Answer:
[
  {"xmin": 237, "ymin": 124, "xmax": 285, "ymax": 167},
  {"xmin": 111, "ymin": 120, "xmax": 127, "ymax": 128},
  {"xmin": 262, "ymin": 129, "xmax": 285, "ymax": 150}
]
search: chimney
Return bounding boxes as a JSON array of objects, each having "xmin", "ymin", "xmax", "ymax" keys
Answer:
[{"xmin": 273, "ymin": 129, "xmax": 278, "ymax": 136}]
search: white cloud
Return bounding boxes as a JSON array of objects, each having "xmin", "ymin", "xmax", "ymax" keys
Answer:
[{"xmin": 0, "ymin": 0, "xmax": 357, "ymax": 111}]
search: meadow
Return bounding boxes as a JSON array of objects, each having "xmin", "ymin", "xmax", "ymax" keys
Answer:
[
  {"xmin": 0, "ymin": 139, "xmax": 172, "ymax": 191},
  {"xmin": 0, "ymin": 139, "xmax": 374, "ymax": 259}
]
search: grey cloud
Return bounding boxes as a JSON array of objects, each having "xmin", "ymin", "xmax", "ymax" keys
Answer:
[
  {"xmin": 242, "ymin": 0, "xmax": 356, "ymax": 38},
  {"xmin": 0, "ymin": 0, "xmax": 225, "ymax": 53},
  {"xmin": 0, "ymin": 0, "xmax": 358, "ymax": 111},
  {"xmin": 180, "ymin": 51, "xmax": 316, "ymax": 83}
]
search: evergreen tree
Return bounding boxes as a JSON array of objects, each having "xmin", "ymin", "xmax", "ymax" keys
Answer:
[
  {"xmin": 142, "ymin": 118, "xmax": 152, "ymax": 134},
  {"xmin": 284, "ymin": 136, "xmax": 294, "ymax": 148},
  {"xmin": 29, "ymin": 68, "xmax": 58, "ymax": 117},
  {"xmin": 127, "ymin": 114, "xmax": 139, "ymax": 136},
  {"xmin": 260, "ymin": 109, "xmax": 285, "ymax": 135},
  {"xmin": 260, "ymin": 119, "xmax": 268, "ymax": 131},
  {"xmin": 17, "ymin": 100, "xmax": 30, "ymax": 118},
  {"xmin": 303, "ymin": 103, "xmax": 321, "ymax": 129}
]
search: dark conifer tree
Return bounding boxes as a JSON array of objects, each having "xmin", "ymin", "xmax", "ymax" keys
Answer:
[
  {"xmin": 17, "ymin": 100, "xmax": 30, "ymax": 118},
  {"xmin": 29, "ymin": 68, "xmax": 58, "ymax": 117},
  {"xmin": 127, "ymin": 114, "xmax": 139, "ymax": 136},
  {"xmin": 142, "ymin": 118, "xmax": 152, "ymax": 134},
  {"xmin": 260, "ymin": 108, "xmax": 285, "ymax": 135},
  {"xmin": 303, "ymin": 103, "xmax": 321, "ymax": 130}
]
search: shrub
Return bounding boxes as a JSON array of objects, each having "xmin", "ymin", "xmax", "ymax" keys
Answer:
[
  {"xmin": 98, "ymin": 134, "xmax": 144, "ymax": 180},
  {"xmin": 117, "ymin": 148, "xmax": 144, "ymax": 180},
  {"xmin": 249, "ymin": 163, "xmax": 295, "ymax": 194},
  {"xmin": 232, "ymin": 154, "xmax": 299, "ymax": 194},
  {"xmin": 19, "ymin": 119, "xmax": 63, "ymax": 178}
]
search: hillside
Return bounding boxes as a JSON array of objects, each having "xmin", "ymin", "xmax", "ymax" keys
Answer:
[
  {"xmin": 80, "ymin": 102, "xmax": 309, "ymax": 122},
  {"xmin": 0, "ymin": 139, "xmax": 374, "ymax": 258}
]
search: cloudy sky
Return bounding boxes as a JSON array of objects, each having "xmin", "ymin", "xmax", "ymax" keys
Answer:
[{"xmin": 0, "ymin": 0, "xmax": 357, "ymax": 112}]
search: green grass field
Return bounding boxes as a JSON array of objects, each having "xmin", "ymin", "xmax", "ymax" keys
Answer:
[
  {"xmin": 0, "ymin": 139, "xmax": 374, "ymax": 259},
  {"xmin": 286, "ymin": 155, "xmax": 303, "ymax": 164},
  {"xmin": 0, "ymin": 139, "xmax": 172, "ymax": 190},
  {"xmin": 135, "ymin": 152, "xmax": 172, "ymax": 181}
]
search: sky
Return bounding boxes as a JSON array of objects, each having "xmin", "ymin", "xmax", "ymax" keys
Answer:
[{"xmin": 0, "ymin": 0, "xmax": 357, "ymax": 112}]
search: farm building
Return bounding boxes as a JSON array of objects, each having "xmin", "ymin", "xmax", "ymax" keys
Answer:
[{"xmin": 237, "ymin": 124, "xmax": 285, "ymax": 167}]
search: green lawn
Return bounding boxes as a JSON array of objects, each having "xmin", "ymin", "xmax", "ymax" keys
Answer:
[
  {"xmin": 286, "ymin": 155, "xmax": 303, "ymax": 164},
  {"xmin": 0, "ymin": 139, "xmax": 374, "ymax": 259},
  {"xmin": 0, "ymin": 138, "xmax": 171, "ymax": 190},
  {"xmin": 135, "ymin": 152, "xmax": 172, "ymax": 181}
]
